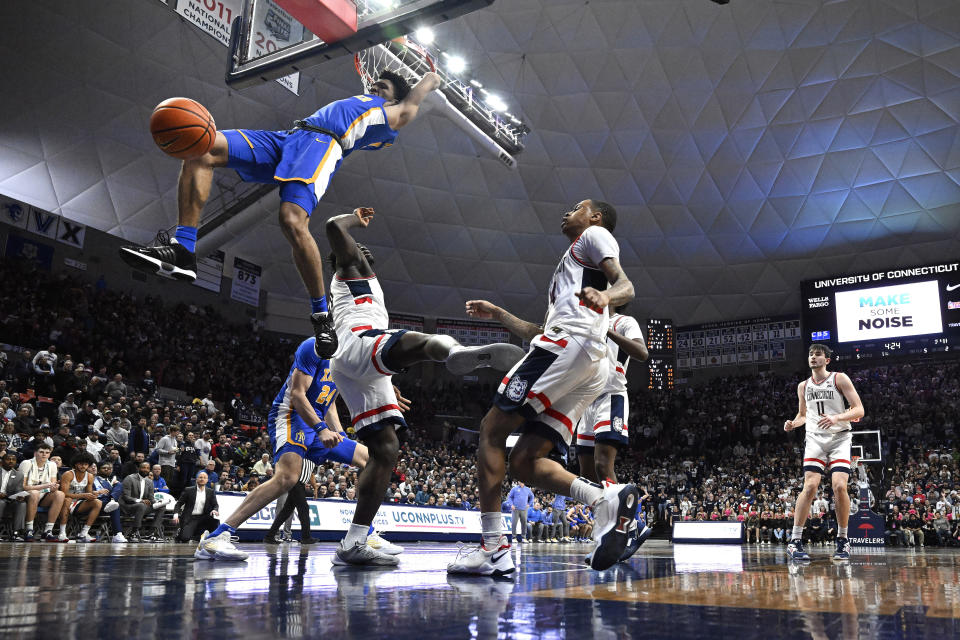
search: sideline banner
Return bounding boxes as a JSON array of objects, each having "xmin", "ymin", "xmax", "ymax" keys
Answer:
[{"xmin": 217, "ymin": 493, "xmax": 512, "ymax": 541}]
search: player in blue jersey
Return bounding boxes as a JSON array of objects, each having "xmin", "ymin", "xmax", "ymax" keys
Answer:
[
  {"xmin": 121, "ymin": 70, "xmax": 443, "ymax": 357},
  {"xmin": 194, "ymin": 335, "xmax": 383, "ymax": 561}
]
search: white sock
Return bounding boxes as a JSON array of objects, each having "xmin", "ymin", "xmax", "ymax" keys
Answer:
[
  {"xmin": 481, "ymin": 512, "xmax": 502, "ymax": 548},
  {"xmin": 343, "ymin": 523, "xmax": 368, "ymax": 547},
  {"xmin": 838, "ymin": 527, "xmax": 847, "ymax": 538},
  {"xmin": 791, "ymin": 526, "xmax": 804, "ymax": 539},
  {"xmin": 570, "ymin": 477, "xmax": 604, "ymax": 506},
  {"xmin": 26, "ymin": 521, "xmax": 33, "ymax": 531},
  {"xmin": 44, "ymin": 522, "xmax": 54, "ymax": 533},
  {"xmin": 59, "ymin": 524, "xmax": 67, "ymax": 536},
  {"xmin": 81, "ymin": 525, "xmax": 90, "ymax": 536}
]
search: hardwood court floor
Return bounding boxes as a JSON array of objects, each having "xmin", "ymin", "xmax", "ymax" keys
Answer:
[{"xmin": 0, "ymin": 539, "xmax": 957, "ymax": 639}]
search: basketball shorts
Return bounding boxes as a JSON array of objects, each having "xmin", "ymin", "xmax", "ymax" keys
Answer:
[
  {"xmin": 802, "ymin": 430, "xmax": 852, "ymax": 476},
  {"xmin": 223, "ymin": 128, "xmax": 344, "ymax": 214},
  {"xmin": 576, "ymin": 391, "xmax": 629, "ymax": 449},
  {"xmin": 330, "ymin": 328, "xmax": 409, "ymax": 436},
  {"xmin": 269, "ymin": 408, "xmax": 358, "ymax": 467},
  {"xmin": 494, "ymin": 332, "xmax": 606, "ymax": 453}
]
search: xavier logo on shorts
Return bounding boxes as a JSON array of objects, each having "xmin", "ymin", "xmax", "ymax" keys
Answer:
[{"xmin": 506, "ymin": 376, "xmax": 528, "ymax": 402}]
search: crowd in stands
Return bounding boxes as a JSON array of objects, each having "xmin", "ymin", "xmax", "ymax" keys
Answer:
[{"xmin": 2, "ymin": 256, "xmax": 959, "ymax": 546}]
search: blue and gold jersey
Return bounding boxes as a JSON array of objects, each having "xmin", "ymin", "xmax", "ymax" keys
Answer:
[
  {"xmin": 270, "ymin": 337, "xmax": 338, "ymax": 426},
  {"xmin": 302, "ymin": 94, "xmax": 399, "ymax": 156}
]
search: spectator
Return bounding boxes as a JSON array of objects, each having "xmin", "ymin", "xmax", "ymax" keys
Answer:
[
  {"xmin": 200, "ymin": 460, "xmax": 219, "ymax": 487},
  {"xmin": 85, "ymin": 431, "xmax": 104, "ymax": 462},
  {"xmin": 173, "ymin": 471, "xmax": 219, "ymax": 542},
  {"xmin": 120, "ymin": 461, "xmax": 165, "ymax": 542},
  {"xmin": 155, "ymin": 425, "xmax": 180, "ymax": 487},
  {"xmin": 19, "ymin": 443, "xmax": 65, "ymax": 541},
  {"xmin": 58, "ymin": 393, "xmax": 79, "ymax": 425},
  {"xmin": 93, "ymin": 461, "xmax": 125, "ymax": 542},
  {"xmin": 0, "ymin": 451, "xmax": 27, "ymax": 541},
  {"xmin": 105, "ymin": 374, "xmax": 128, "ymax": 403},
  {"xmin": 252, "ymin": 453, "xmax": 272, "ymax": 477},
  {"xmin": 507, "ymin": 481, "xmax": 533, "ymax": 544}
]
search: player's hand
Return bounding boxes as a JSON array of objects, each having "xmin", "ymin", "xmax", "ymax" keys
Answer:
[
  {"xmin": 817, "ymin": 414, "xmax": 839, "ymax": 429},
  {"xmin": 783, "ymin": 420, "xmax": 797, "ymax": 432},
  {"xmin": 393, "ymin": 385, "xmax": 412, "ymax": 412},
  {"xmin": 353, "ymin": 207, "xmax": 375, "ymax": 227},
  {"xmin": 319, "ymin": 428, "xmax": 343, "ymax": 449},
  {"xmin": 465, "ymin": 300, "xmax": 498, "ymax": 319},
  {"xmin": 575, "ymin": 288, "xmax": 609, "ymax": 312}
]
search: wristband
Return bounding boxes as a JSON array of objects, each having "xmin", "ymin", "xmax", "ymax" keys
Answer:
[{"xmin": 313, "ymin": 421, "xmax": 328, "ymax": 432}]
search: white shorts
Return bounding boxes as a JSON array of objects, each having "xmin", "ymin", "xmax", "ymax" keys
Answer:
[
  {"xmin": 330, "ymin": 328, "xmax": 408, "ymax": 436},
  {"xmin": 576, "ymin": 391, "xmax": 629, "ymax": 448},
  {"xmin": 803, "ymin": 430, "xmax": 852, "ymax": 475},
  {"xmin": 494, "ymin": 332, "xmax": 605, "ymax": 451}
]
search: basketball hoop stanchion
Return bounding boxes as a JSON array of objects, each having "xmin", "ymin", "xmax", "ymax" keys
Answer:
[{"xmin": 848, "ymin": 432, "xmax": 885, "ymax": 547}]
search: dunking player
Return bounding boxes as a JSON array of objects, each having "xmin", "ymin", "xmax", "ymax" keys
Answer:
[
  {"xmin": 783, "ymin": 343, "xmax": 864, "ymax": 562},
  {"xmin": 121, "ymin": 70, "xmax": 442, "ymax": 355},
  {"xmin": 195, "ymin": 335, "xmax": 372, "ymax": 560},
  {"xmin": 447, "ymin": 200, "xmax": 641, "ymax": 576},
  {"xmin": 574, "ymin": 306, "xmax": 652, "ymax": 562},
  {"xmin": 325, "ymin": 207, "xmax": 524, "ymax": 566}
]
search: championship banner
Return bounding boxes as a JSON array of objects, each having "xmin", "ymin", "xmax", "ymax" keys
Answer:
[
  {"xmin": 174, "ymin": 0, "xmax": 300, "ymax": 95},
  {"xmin": 193, "ymin": 249, "xmax": 225, "ymax": 293},
  {"xmin": 5, "ymin": 233, "xmax": 54, "ymax": 270},
  {"xmin": 230, "ymin": 257, "xmax": 262, "ymax": 306},
  {"xmin": 217, "ymin": 493, "xmax": 512, "ymax": 541}
]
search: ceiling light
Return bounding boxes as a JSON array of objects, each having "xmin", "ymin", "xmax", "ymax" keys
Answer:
[
  {"xmin": 444, "ymin": 55, "xmax": 466, "ymax": 73},
  {"xmin": 414, "ymin": 28, "xmax": 434, "ymax": 44},
  {"xmin": 487, "ymin": 94, "xmax": 507, "ymax": 111}
]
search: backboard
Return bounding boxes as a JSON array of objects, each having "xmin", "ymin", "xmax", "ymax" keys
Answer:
[
  {"xmin": 851, "ymin": 430, "xmax": 882, "ymax": 463},
  {"xmin": 226, "ymin": 0, "xmax": 495, "ymax": 89}
]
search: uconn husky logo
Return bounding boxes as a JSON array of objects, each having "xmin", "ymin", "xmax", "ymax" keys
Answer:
[
  {"xmin": 612, "ymin": 416, "xmax": 624, "ymax": 434},
  {"xmin": 505, "ymin": 376, "xmax": 528, "ymax": 402}
]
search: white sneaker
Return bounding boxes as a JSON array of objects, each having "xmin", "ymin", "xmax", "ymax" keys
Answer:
[
  {"xmin": 445, "ymin": 344, "xmax": 525, "ymax": 375},
  {"xmin": 588, "ymin": 483, "xmax": 640, "ymax": 571},
  {"xmin": 332, "ymin": 540, "xmax": 399, "ymax": 566},
  {"xmin": 367, "ymin": 531, "xmax": 404, "ymax": 555},
  {"xmin": 112, "ymin": 532, "xmax": 128, "ymax": 543},
  {"xmin": 78, "ymin": 533, "xmax": 97, "ymax": 543},
  {"xmin": 446, "ymin": 537, "xmax": 516, "ymax": 577},
  {"xmin": 196, "ymin": 530, "xmax": 249, "ymax": 561},
  {"xmin": 103, "ymin": 500, "xmax": 119, "ymax": 513}
]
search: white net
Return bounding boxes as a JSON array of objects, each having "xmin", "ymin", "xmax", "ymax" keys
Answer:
[{"xmin": 354, "ymin": 37, "xmax": 435, "ymax": 92}]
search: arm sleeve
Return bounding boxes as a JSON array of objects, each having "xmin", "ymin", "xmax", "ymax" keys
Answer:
[{"xmin": 578, "ymin": 226, "xmax": 620, "ymax": 268}]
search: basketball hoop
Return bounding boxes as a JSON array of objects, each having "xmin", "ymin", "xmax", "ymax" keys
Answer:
[{"xmin": 354, "ymin": 36, "xmax": 436, "ymax": 93}]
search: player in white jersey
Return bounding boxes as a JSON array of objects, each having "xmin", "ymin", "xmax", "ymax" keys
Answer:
[
  {"xmin": 575, "ymin": 306, "xmax": 651, "ymax": 562},
  {"xmin": 447, "ymin": 200, "xmax": 641, "ymax": 577},
  {"xmin": 783, "ymin": 343, "xmax": 864, "ymax": 562},
  {"xmin": 324, "ymin": 207, "xmax": 524, "ymax": 566}
]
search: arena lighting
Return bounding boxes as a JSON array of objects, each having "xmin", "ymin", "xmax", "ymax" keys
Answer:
[
  {"xmin": 487, "ymin": 94, "xmax": 507, "ymax": 111},
  {"xmin": 414, "ymin": 27, "xmax": 435, "ymax": 44},
  {"xmin": 470, "ymin": 79, "xmax": 482, "ymax": 88},
  {"xmin": 443, "ymin": 53, "xmax": 467, "ymax": 73}
]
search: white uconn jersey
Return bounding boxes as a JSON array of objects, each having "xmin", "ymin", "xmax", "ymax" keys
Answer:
[
  {"xmin": 603, "ymin": 313, "xmax": 644, "ymax": 394},
  {"xmin": 330, "ymin": 274, "xmax": 389, "ymax": 338},
  {"xmin": 544, "ymin": 226, "xmax": 620, "ymax": 361},
  {"xmin": 804, "ymin": 372, "xmax": 851, "ymax": 434}
]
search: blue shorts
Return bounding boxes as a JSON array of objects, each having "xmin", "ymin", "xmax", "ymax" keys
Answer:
[
  {"xmin": 223, "ymin": 128, "xmax": 344, "ymax": 214},
  {"xmin": 269, "ymin": 410, "xmax": 357, "ymax": 466}
]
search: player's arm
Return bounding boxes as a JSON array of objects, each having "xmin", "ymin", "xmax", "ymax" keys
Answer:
[
  {"xmin": 576, "ymin": 257, "xmax": 635, "ymax": 312},
  {"xmin": 325, "ymin": 402, "xmax": 343, "ymax": 434},
  {"xmin": 784, "ymin": 382, "xmax": 806, "ymax": 431},
  {"xmin": 465, "ymin": 299, "xmax": 541, "ymax": 341},
  {"xmin": 818, "ymin": 373, "xmax": 865, "ymax": 428},
  {"xmin": 325, "ymin": 207, "xmax": 374, "ymax": 268},
  {"xmin": 606, "ymin": 326, "xmax": 649, "ymax": 362},
  {"xmin": 387, "ymin": 72, "xmax": 442, "ymax": 129},
  {"xmin": 289, "ymin": 369, "xmax": 342, "ymax": 448}
]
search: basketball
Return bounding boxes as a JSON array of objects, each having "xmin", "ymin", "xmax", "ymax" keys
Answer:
[{"xmin": 149, "ymin": 97, "xmax": 216, "ymax": 159}]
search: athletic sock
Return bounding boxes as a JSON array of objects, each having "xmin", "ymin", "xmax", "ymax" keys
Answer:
[
  {"xmin": 310, "ymin": 296, "xmax": 328, "ymax": 314},
  {"xmin": 344, "ymin": 523, "xmax": 369, "ymax": 547},
  {"xmin": 59, "ymin": 524, "xmax": 67, "ymax": 537},
  {"xmin": 26, "ymin": 521, "xmax": 33, "ymax": 532},
  {"xmin": 791, "ymin": 526, "xmax": 804, "ymax": 539},
  {"xmin": 570, "ymin": 477, "xmax": 604, "ymax": 506},
  {"xmin": 44, "ymin": 522, "xmax": 54, "ymax": 533},
  {"xmin": 172, "ymin": 225, "xmax": 198, "ymax": 253},
  {"xmin": 81, "ymin": 525, "xmax": 90, "ymax": 536},
  {"xmin": 838, "ymin": 527, "xmax": 848, "ymax": 538},
  {"xmin": 481, "ymin": 512, "xmax": 503, "ymax": 549},
  {"xmin": 210, "ymin": 523, "xmax": 236, "ymax": 538}
]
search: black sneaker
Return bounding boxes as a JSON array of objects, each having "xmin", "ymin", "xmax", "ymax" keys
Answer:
[
  {"xmin": 310, "ymin": 312, "xmax": 338, "ymax": 358},
  {"xmin": 299, "ymin": 537, "xmax": 318, "ymax": 545},
  {"xmin": 128, "ymin": 532, "xmax": 142, "ymax": 543},
  {"xmin": 264, "ymin": 533, "xmax": 279, "ymax": 545},
  {"xmin": 119, "ymin": 231, "xmax": 197, "ymax": 281}
]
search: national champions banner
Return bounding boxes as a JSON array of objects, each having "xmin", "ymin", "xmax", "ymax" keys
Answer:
[{"xmin": 217, "ymin": 493, "xmax": 512, "ymax": 541}]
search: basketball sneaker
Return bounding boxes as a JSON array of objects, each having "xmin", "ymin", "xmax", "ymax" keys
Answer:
[
  {"xmin": 445, "ymin": 344, "xmax": 526, "ymax": 376},
  {"xmin": 367, "ymin": 531, "xmax": 404, "ymax": 555},
  {"xmin": 833, "ymin": 537, "xmax": 850, "ymax": 562},
  {"xmin": 119, "ymin": 232, "xmax": 197, "ymax": 281},
  {"xmin": 103, "ymin": 500, "xmax": 119, "ymax": 513},
  {"xmin": 111, "ymin": 532, "xmax": 128, "ymax": 543},
  {"xmin": 588, "ymin": 483, "xmax": 640, "ymax": 571},
  {"xmin": 787, "ymin": 538, "xmax": 811, "ymax": 562},
  {"xmin": 196, "ymin": 530, "xmax": 249, "ymax": 561},
  {"xmin": 310, "ymin": 312, "xmax": 338, "ymax": 358},
  {"xmin": 619, "ymin": 524, "xmax": 652, "ymax": 563},
  {"xmin": 446, "ymin": 537, "xmax": 516, "ymax": 577},
  {"xmin": 77, "ymin": 533, "xmax": 97, "ymax": 543},
  {"xmin": 332, "ymin": 540, "xmax": 399, "ymax": 566}
]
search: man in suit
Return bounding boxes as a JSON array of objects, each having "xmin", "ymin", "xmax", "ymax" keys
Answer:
[
  {"xmin": 173, "ymin": 471, "xmax": 220, "ymax": 542},
  {"xmin": 0, "ymin": 452, "xmax": 27, "ymax": 540},
  {"xmin": 120, "ymin": 461, "xmax": 164, "ymax": 542}
]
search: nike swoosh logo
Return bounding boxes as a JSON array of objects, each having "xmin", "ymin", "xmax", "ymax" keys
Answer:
[
  {"xmin": 947, "ymin": 284, "xmax": 960, "ymax": 291},
  {"xmin": 491, "ymin": 551, "xmax": 509, "ymax": 563}
]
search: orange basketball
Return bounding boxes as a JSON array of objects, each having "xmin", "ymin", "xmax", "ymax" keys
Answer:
[{"xmin": 149, "ymin": 97, "xmax": 216, "ymax": 160}]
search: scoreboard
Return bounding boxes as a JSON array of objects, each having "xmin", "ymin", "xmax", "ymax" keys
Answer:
[
  {"xmin": 800, "ymin": 261, "xmax": 960, "ymax": 361},
  {"xmin": 676, "ymin": 316, "xmax": 801, "ymax": 369},
  {"xmin": 645, "ymin": 318, "xmax": 675, "ymax": 389}
]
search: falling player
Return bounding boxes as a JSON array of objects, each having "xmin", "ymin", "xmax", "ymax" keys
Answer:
[
  {"xmin": 121, "ymin": 70, "xmax": 442, "ymax": 356},
  {"xmin": 325, "ymin": 207, "xmax": 524, "ymax": 566},
  {"xmin": 447, "ymin": 199, "xmax": 641, "ymax": 576},
  {"xmin": 784, "ymin": 343, "xmax": 864, "ymax": 562},
  {"xmin": 574, "ymin": 305, "xmax": 652, "ymax": 562}
]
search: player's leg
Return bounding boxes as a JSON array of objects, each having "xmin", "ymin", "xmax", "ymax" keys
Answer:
[
  {"xmin": 829, "ymin": 433, "xmax": 853, "ymax": 560},
  {"xmin": 381, "ymin": 330, "xmax": 524, "ymax": 376},
  {"xmin": 178, "ymin": 132, "xmax": 230, "ymax": 229},
  {"xmin": 74, "ymin": 499, "xmax": 102, "ymax": 541},
  {"xmin": 787, "ymin": 469, "xmax": 821, "ymax": 561},
  {"xmin": 592, "ymin": 393, "xmax": 629, "ymax": 483},
  {"xmin": 593, "ymin": 443, "xmax": 619, "ymax": 484}
]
